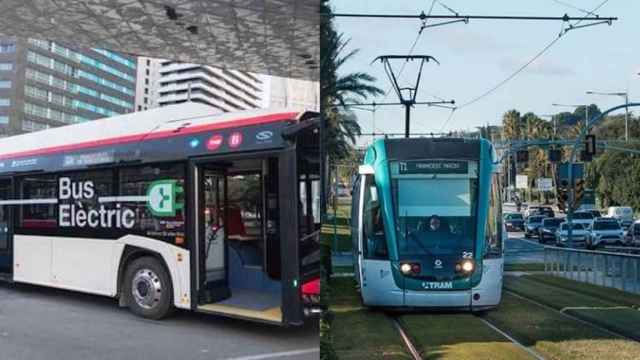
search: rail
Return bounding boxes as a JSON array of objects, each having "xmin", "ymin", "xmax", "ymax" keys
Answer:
[{"xmin": 543, "ymin": 246, "xmax": 640, "ymax": 294}]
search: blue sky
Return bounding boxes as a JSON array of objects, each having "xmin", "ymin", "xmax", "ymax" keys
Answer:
[{"xmin": 332, "ymin": 0, "xmax": 640, "ymax": 144}]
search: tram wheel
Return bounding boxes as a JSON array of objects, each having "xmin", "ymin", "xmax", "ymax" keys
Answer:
[{"xmin": 123, "ymin": 256, "xmax": 174, "ymax": 320}]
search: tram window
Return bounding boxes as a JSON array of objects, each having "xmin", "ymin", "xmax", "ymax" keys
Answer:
[
  {"xmin": 18, "ymin": 175, "xmax": 57, "ymax": 229},
  {"xmin": 362, "ymin": 176, "xmax": 387, "ymax": 260},
  {"xmin": 350, "ymin": 175, "xmax": 361, "ymax": 256},
  {"xmin": 119, "ymin": 163, "xmax": 185, "ymax": 244},
  {"xmin": 485, "ymin": 173, "xmax": 503, "ymax": 257}
]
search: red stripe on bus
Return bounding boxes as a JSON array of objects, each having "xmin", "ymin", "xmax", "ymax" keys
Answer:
[{"xmin": 0, "ymin": 112, "xmax": 297, "ymax": 160}]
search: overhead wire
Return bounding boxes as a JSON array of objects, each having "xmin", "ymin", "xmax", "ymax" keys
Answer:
[{"xmin": 438, "ymin": 0, "xmax": 612, "ymax": 132}]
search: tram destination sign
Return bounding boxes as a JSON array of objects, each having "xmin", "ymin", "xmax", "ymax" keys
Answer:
[{"xmin": 399, "ymin": 160, "xmax": 468, "ymax": 175}]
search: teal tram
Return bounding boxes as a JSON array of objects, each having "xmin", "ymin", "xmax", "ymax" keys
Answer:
[{"xmin": 351, "ymin": 137, "xmax": 504, "ymax": 310}]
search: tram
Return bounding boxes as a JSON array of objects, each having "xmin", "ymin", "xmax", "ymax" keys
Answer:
[{"xmin": 351, "ymin": 137, "xmax": 504, "ymax": 310}]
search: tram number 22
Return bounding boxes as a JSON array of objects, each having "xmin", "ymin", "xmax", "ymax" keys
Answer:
[{"xmin": 462, "ymin": 251, "xmax": 473, "ymax": 259}]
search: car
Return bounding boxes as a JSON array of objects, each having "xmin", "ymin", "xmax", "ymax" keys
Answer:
[
  {"xmin": 504, "ymin": 212, "xmax": 524, "ymax": 231},
  {"xmin": 538, "ymin": 217, "xmax": 563, "ymax": 244},
  {"xmin": 525, "ymin": 206, "xmax": 541, "ymax": 218},
  {"xmin": 538, "ymin": 206, "xmax": 555, "ymax": 218},
  {"xmin": 572, "ymin": 211, "xmax": 595, "ymax": 228},
  {"xmin": 524, "ymin": 215, "xmax": 545, "ymax": 238},
  {"xmin": 624, "ymin": 220, "xmax": 640, "ymax": 246},
  {"xmin": 555, "ymin": 222, "xmax": 589, "ymax": 247},
  {"xmin": 589, "ymin": 209, "xmax": 602, "ymax": 219},
  {"xmin": 606, "ymin": 206, "xmax": 634, "ymax": 230},
  {"xmin": 586, "ymin": 218, "xmax": 625, "ymax": 249}
]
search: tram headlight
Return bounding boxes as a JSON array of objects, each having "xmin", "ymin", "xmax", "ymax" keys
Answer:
[
  {"xmin": 400, "ymin": 263, "xmax": 413, "ymax": 275},
  {"xmin": 456, "ymin": 259, "xmax": 475, "ymax": 274}
]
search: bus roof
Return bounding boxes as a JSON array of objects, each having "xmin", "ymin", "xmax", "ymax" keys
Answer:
[{"xmin": 0, "ymin": 102, "xmax": 316, "ymax": 174}]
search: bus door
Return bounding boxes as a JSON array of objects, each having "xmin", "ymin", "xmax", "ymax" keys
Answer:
[
  {"xmin": 198, "ymin": 167, "xmax": 230, "ymax": 302},
  {"xmin": 0, "ymin": 178, "xmax": 13, "ymax": 276}
]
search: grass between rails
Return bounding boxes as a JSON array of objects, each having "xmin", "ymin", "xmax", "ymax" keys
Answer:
[
  {"xmin": 504, "ymin": 275, "xmax": 640, "ymax": 341},
  {"xmin": 504, "ymin": 263, "xmax": 545, "ymax": 272},
  {"xmin": 485, "ymin": 293, "xmax": 640, "ymax": 360},
  {"xmin": 329, "ymin": 277, "xmax": 410, "ymax": 360},
  {"xmin": 400, "ymin": 314, "xmax": 533, "ymax": 360}
]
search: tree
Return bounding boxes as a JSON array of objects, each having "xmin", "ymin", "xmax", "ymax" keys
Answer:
[{"xmin": 321, "ymin": 1, "xmax": 382, "ymax": 160}]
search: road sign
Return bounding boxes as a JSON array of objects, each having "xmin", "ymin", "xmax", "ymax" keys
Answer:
[
  {"xmin": 537, "ymin": 178, "xmax": 553, "ymax": 191},
  {"xmin": 559, "ymin": 162, "xmax": 584, "ymax": 180},
  {"xmin": 516, "ymin": 174, "xmax": 528, "ymax": 189}
]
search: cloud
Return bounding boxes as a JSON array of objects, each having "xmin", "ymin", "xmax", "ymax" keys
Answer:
[{"xmin": 499, "ymin": 56, "xmax": 575, "ymax": 76}]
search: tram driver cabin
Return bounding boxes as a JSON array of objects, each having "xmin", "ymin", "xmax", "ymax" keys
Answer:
[{"xmin": 0, "ymin": 103, "xmax": 320, "ymax": 326}]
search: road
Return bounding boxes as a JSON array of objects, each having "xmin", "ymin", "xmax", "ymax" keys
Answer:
[{"xmin": 0, "ymin": 282, "xmax": 318, "ymax": 360}]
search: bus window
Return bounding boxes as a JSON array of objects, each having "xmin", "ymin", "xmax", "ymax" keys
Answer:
[
  {"xmin": 19, "ymin": 175, "xmax": 57, "ymax": 229},
  {"xmin": 227, "ymin": 173, "xmax": 263, "ymax": 267},
  {"xmin": 362, "ymin": 176, "xmax": 387, "ymax": 260},
  {"xmin": 119, "ymin": 163, "xmax": 185, "ymax": 245}
]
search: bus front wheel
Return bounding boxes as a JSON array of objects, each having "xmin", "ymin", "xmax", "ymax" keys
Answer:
[{"xmin": 123, "ymin": 256, "xmax": 174, "ymax": 320}]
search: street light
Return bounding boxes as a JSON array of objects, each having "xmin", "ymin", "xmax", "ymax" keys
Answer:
[
  {"xmin": 552, "ymin": 103, "xmax": 589, "ymax": 133},
  {"xmin": 586, "ymin": 90, "xmax": 629, "ymax": 142}
]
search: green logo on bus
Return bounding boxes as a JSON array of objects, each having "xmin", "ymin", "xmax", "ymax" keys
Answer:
[{"xmin": 147, "ymin": 180, "xmax": 183, "ymax": 217}]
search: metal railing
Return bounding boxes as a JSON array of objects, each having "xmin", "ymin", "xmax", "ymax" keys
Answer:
[{"xmin": 544, "ymin": 246, "xmax": 640, "ymax": 294}]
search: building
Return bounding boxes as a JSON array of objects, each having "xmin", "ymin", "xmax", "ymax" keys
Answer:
[
  {"xmin": 267, "ymin": 76, "xmax": 319, "ymax": 110},
  {"xmin": 0, "ymin": 38, "xmax": 136, "ymax": 136},
  {"xmin": 157, "ymin": 61, "xmax": 263, "ymax": 112},
  {"xmin": 135, "ymin": 56, "xmax": 162, "ymax": 112}
]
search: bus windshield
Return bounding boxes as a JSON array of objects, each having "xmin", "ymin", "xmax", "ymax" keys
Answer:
[{"xmin": 391, "ymin": 160, "xmax": 478, "ymax": 258}]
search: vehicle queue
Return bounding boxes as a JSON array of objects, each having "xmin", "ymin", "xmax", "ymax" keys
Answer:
[{"xmin": 504, "ymin": 202, "xmax": 638, "ymax": 250}]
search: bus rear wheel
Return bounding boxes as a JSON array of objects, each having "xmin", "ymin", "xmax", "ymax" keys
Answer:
[{"xmin": 123, "ymin": 256, "xmax": 174, "ymax": 320}]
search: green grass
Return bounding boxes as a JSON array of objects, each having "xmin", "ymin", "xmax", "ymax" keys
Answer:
[
  {"xmin": 329, "ymin": 277, "xmax": 410, "ymax": 360},
  {"xmin": 332, "ymin": 265, "xmax": 353, "ymax": 274},
  {"xmin": 504, "ymin": 275, "xmax": 640, "ymax": 341},
  {"xmin": 504, "ymin": 263, "xmax": 546, "ymax": 272},
  {"xmin": 400, "ymin": 314, "xmax": 533, "ymax": 360},
  {"xmin": 485, "ymin": 293, "xmax": 640, "ymax": 360},
  {"xmin": 524, "ymin": 274, "xmax": 640, "ymax": 308}
]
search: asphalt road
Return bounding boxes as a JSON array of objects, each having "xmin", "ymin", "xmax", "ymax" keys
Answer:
[{"xmin": 0, "ymin": 282, "xmax": 318, "ymax": 360}]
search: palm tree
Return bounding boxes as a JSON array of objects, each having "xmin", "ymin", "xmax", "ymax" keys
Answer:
[{"xmin": 321, "ymin": 1, "xmax": 383, "ymax": 159}]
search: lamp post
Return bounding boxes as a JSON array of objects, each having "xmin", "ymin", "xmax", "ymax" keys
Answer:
[
  {"xmin": 586, "ymin": 91, "xmax": 629, "ymax": 142},
  {"xmin": 552, "ymin": 103, "xmax": 590, "ymax": 133}
]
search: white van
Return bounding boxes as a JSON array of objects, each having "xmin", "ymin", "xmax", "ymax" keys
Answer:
[{"xmin": 606, "ymin": 207, "xmax": 634, "ymax": 229}]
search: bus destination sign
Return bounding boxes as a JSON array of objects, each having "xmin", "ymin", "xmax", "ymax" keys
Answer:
[{"xmin": 398, "ymin": 160, "xmax": 468, "ymax": 175}]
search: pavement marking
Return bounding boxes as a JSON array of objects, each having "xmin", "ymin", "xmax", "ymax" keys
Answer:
[
  {"xmin": 560, "ymin": 306, "xmax": 631, "ymax": 313},
  {"xmin": 477, "ymin": 316, "xmax": 546, "ymax": 360},
  {"xmin": 225, "ymin": 348, "xmax": 319, "ymax": 360}
]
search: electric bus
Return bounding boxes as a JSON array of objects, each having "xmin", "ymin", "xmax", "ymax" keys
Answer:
[
  {"xmin": 0, "ymin": 102, "xmax": 320, "ymax": 326},
  {"xmin": 351, "ymin": 137, "xmax": 504, "ymax": 310}
]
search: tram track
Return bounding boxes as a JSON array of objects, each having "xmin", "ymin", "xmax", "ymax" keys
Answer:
[
  {"xmin": 389, "ymin": 315, "xmax": 423, "ymax": 360},
  {"xmin": 504, "ymin": 289, "xmax": 638, "ymax": 342},
  {"xmin": 474, "ymin": 313, "xmax": 546, "ymax": 360}
]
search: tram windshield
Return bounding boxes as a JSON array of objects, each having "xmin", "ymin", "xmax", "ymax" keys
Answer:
[{"xmin": 391, "ymin": 160, "xmax": 478, "ymax": 258}]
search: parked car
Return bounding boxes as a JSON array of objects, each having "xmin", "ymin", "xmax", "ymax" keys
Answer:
[
  {"xmin": 524, "ymin": 206, "xmax": 541, "ymax": 218},
  {"xmin": 555, "ymin": 222, "xmax": 589, "ymax": 247},
  {"xmin": 538, "ymin": 217, "xmax": 563, "ymax": 244},
  {"xmin": 606, "ymin": 206, "xmax": 634, "ymax": 229},
  {"xmin": 504, "ymin": 212, "xmax": 524, "ymax": 231},
  {"xmin": 538, "ymin": 206, "xmax": 555, "ymax": 218},
  {"xmin": 624, "ymin": 220, "xmax": 640, "ymax": 246},
  {"xmin": 589, "ymin": 209, "xmax": 602, "ymax": 219},
  {"xmin": 586, "ymin": 218, "xmax": 625, "ymax": 249},
  {"xmin": 572, "ymin": 211, "xmax": 595, "ymax": 228},
  {"xmin": 524, "ymin": 215, "xmax": 545, "ymax": 238}
]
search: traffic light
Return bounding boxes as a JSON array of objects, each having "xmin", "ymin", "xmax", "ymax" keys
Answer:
[
  {"xmin": 556, "ymin": 178, "xmax": 570, "ymax": 211},
  {"xmin": 548, "ymin": 149, "xmax": 561, "ymax": 162},
  {"xmin": 580, "ymin": 150, "xmax": 593, "ymax": 162},
  {"xmin": 585, "ymin": 134, "xmax": 596, "ymax": 156},
  {"xmin": 516, "ymin": 150, "xmax": 529, "ymax": 163}
]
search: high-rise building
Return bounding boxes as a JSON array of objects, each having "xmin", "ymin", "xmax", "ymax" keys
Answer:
[
  {"xmin": 0, "ymin": 38, "xmax": 136, "ymax": 136},
  {"xmin": 267, "ymin": 76, "xmax": 319, "ymax": 110},
  {"xmin": 157, "ymin": 61, "xmax": 262, "ymax": 112},
  {"xmin": 135, "ymin": 56, "xmax": 162, "ymax": 112}
]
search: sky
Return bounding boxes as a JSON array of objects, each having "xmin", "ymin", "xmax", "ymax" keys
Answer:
[{"xmin": 331, "ymin": 0, "xmax": 640, "ymax": 145}]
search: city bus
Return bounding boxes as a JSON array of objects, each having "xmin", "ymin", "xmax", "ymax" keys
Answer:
[
  {"xmin": 351, "ymin": 137, "xmax": 504, "ymax": 310},
  {"xmin": 0, "ymin": 102, "xmax": 320, "ymax": 326}
]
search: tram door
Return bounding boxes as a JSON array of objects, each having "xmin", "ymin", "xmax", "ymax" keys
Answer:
[
  {"xmin": 0, "ymin": 179, "xmax": 13, "ymax": 275},
  {"xmin": 199, "ymin": 168, "xmax": 229, "ymax": 301}
]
